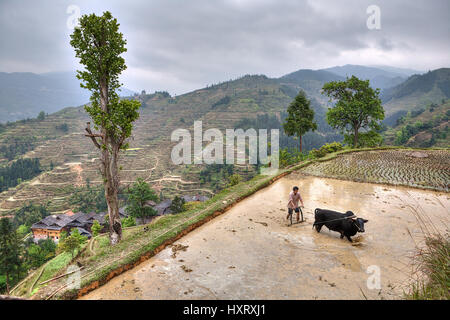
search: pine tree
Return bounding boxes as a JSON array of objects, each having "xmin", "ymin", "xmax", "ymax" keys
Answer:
[
  {"xmin": 0, "ymin": 218, "xmax": 23, "ymax": 294},
  {"xmin": 283, "ymin": 91, "xmax": 317, "ymax": 153}
]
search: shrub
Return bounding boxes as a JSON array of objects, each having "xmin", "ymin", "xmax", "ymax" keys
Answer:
[
  {"xmin": 309, "ymin": 142, "xmax": 343, "ymax": 158},
  {"xmin": 91, "ymin": 220, "xmax": 102, "ymax": 237},
  {"xmin": 356, "ymin": 131, "xmax": 383, "ymax": 148},
  {"xmin": 228, "ymin": 173, "xmax": 242, "ymax": 186},
  {"xmin": 184, "ymin": 201, "xmax": 201, "ymax": 211},
  {"xmin": 170, "ymin": 196, "xmax": 186, "ymax": 214},
  {"xmin": 279, "ymin": 148, "xmax": 305, "ymax": 168},
  {"xmin": 309, "ymin": 148, "xmax": 327, "ymax": 158},
  {"xmin": 121, "ymin": 216, "xmax": 136, "ymax": 228}
]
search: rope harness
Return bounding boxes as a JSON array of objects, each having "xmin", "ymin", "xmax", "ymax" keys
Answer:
[{"xmin": 312, "ymin": 215, "xmax": 360, "ymax": 230}]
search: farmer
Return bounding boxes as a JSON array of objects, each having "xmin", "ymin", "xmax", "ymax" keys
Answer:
[{"xmin": 287, "ymin": 186, "xmax": 304, "ymax": 222}]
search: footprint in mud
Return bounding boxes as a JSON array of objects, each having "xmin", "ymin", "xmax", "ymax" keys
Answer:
[
  {"xmin": 313, "ymin": 236, "xmax": 363, "ymax": 271},
  {"xmin": 120, "ymin": 279, "xmax": 135, "ymax": 288},
  {"xmin": 184, "ymin": 289, "xmax": 194, "ymax": 295},
  {"xmin": 254, "ymin": 221, "xmax": 268, "ymax": 227},
  {"xmin": 181, "ymin": 265, "xmax": 193, "ymax": 272},
  {"xmin": 318, "ymin": 276, "xmax": 336, "ymax": 287},
  {"xmin": 171, "ymin": 244, "xmax": 189, "ymax": 258}
]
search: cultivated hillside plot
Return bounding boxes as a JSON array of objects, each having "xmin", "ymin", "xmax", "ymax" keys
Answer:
[
  {"xmin": 81, "ymin": 173, "xmax": 449, "ymax": 300},
  {"xmin": 301, "ymin": 150, "xmax": 449, "ymax": 192}
]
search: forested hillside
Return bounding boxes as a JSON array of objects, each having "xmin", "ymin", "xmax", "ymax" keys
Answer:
[{"xmin": 384, "ymin": 99, "xmax": 449, "ymax": 148}]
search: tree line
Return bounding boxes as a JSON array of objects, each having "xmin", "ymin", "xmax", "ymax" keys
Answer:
[
  {"xmin": 283, "ymin": 76, "xmax": 385, "ymax": 153},
  {"xmin": 0, "ymin": 158, "xmax": 41, "ymax": 192}
]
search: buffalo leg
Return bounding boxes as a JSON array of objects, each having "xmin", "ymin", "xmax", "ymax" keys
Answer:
[
  {"xmin": 315, "ymin": 224, "xmax": 322, "ymax": 233},
  {"xmin": 346, "ymin": 235, "xmax": 353, "ymax": 242}
]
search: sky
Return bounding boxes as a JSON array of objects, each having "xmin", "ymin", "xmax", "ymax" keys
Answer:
[{"xmin": 0, "ymin": 0, "xmax": 449, "ymax": 94}]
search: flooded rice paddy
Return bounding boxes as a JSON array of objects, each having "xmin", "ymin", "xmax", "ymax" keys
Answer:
[{"xmin": 81, "ymin": 174, "xmax": 449, "ymax": 300}]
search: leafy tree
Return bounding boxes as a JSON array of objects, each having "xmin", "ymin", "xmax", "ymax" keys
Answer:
[
  {"xmin": 0, "ymin": 136, "xmax": 36, "ymax": 161},
  {"xmin": 91, "ymin": 220, "xmax": 102, "ymax": 237},
  {"xmin": 58, "ymin": 235, "xmax": 80, "ymax": 259},
  {"xmin": 37, "ymin": 111, "xmax": 45, "ymax": 121},
  {"xmin": 26, "ymin": 244, "xmax": 46, "ymax": 268},
  {"xmin": 346, "ymin": 130, "xmax": 383, "ymax": 148},
  {"xmin": 56, "ymin": 123, "xmax": 69, "ymax": 132},
  {"xmin": 69, "ymin": 184, "xmax": 107, "ymax": 213},
  {"xmin": 0, "ymin": 158, "xmax": 41, "ymax": 192},
  {"xmin": 57, "ymin": 229, "xmax": 86, "ymax": 259},
  {"xmin": 70, "ymin": 228, "xmax": 88, "ymax": 245},
  {"xmin": 125, "ymin": 178, "xmax": 158, "ymax": 218},
  {"xmin": 70, "ymin": 11, "xmax": 141, "ymax": 245},
  {"xmin": 283, "ymin": 91, "xmax": 317, "ymax": 153},
  {"xmin": 38, "ymin": 238, "xmax": 57, "ymax": 256},
  {"xmin": 0, "ymin": 218, "xmax": 23, "ymax": 294},
  {"xmin": 13, "ymin": 203, "xmax": 49, "ymax": 229},
  {"xmin": 26, "ymin": 239, "xmax": 56, "ymax": 269},
  {"xmin": 121, "ymin": 216, "xmax": 136, "ymax": 228},
  {"xmin": 322, "ymin": 76, "xmax": 384, "ymax": 147},
  {"xmin": 170, "ymin": 196, "xmax": 186, "ymax": 214},
  {"xmin": 16, "ymin": 224, "xmax": 30, "ymax": 238},
  {"xmin": 59, "ymin": 230, "xmax": 68, "ymax": 241}
]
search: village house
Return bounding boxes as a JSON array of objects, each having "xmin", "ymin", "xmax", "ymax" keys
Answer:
[
  {"xmin": 31, "ymin": 209, "xmax": 128, "ymax": 243},
  {"xmin": 31, "ymin": 196, "xmax": 208, "ymax": 243},
  {"xmin": 153, "ymin": 199, "xmax": 173, "ymax": 215},
  {"xmin": 31, "ymin": 214, "xmax": 74, "ymax": 242},
  {"xmin": 150, "ymin": 195, "xmax": 210, "ymax": 216},
  {"xmin": 182, "ymin": 195, "xmax": 209, "ymax": 202}
]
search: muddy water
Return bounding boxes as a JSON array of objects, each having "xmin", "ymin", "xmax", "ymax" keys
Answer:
[{"xmin": 81, "ymin": 174, "xmax": 449, "ymax": 300}]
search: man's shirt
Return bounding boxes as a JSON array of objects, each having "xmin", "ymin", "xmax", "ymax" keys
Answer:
[{"xmin": 288, "ymin": 191, "xmax": 302, "ymax": 209}]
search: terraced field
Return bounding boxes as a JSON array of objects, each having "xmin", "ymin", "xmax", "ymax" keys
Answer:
[
  {"xmin": 1, "ymin": 76, "xmax": 289, "ymax": 214},
  {"xmin": 300, "ymin": 149, "xmax": 450, "ymax": 192}
]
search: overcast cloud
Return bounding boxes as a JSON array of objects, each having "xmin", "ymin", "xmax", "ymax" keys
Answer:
[{"xmin": 0, "ymin": 0, "xmax": 449, "ymax": 94}]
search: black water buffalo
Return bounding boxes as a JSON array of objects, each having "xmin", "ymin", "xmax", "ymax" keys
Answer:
[{"xmin": 314, "ymin": 208, "xmax": 368, "ymax": 242}]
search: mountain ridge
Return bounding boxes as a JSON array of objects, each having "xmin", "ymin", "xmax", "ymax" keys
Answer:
[{"xmin": 0, "ymin": 71, "xmax": 135, "ymax": 123}]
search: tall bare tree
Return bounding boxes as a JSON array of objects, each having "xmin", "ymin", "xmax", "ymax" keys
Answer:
[{"xmin": 70, "ymin": 12, "xmax": 140, "ymax": 244}]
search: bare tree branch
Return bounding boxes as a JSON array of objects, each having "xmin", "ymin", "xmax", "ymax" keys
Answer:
[{"xmin": 85, "ymin": 122, "xmax": 102, "ymax": 149}]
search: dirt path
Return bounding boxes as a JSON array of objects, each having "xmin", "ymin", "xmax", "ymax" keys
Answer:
[{"xmin": 80, "ymin": 173, "xmax": 449, "ymax": 300}]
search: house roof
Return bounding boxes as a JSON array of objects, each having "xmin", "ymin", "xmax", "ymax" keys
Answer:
[
  {"xmin": 145, "ymin": 200, "xmax": 157, "ymax": 207},
  {"xmin": 118, "ymin": 207, "xmax": 128, "ymax": 218},
  {"xmin": 31, "ymin": 214, "xmax": 74, "ymax": 231},
  {"xmin": 71, "ymin": 227, "xmax": 92, "ymax": 238},
  {"xmin": 32, "ymin": 211, "xmax": 109, "ymax": 232},
  {"xmin": 182, "ymin": 195, "xmax": 209, "ymax": 202},
  {"xmin": 154, "ymin": 199, "xmax": 172, "ymax": 215}
]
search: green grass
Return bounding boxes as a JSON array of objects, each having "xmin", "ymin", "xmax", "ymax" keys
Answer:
[
  {"xmin": 38, "ymin": 251, "xmax": 76, "ymax": 285},
  {"xmin": 407, "ymin": 235, "xmax": 450, "ymax": 300},
  {"xmin": 11, "ymin": 244, "xmax": 86, "ymax": 298}
]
